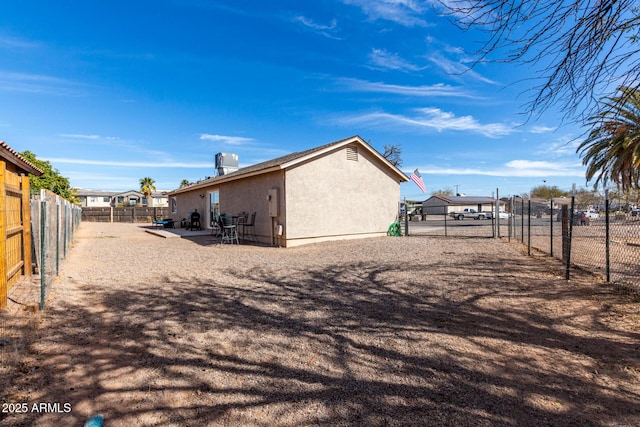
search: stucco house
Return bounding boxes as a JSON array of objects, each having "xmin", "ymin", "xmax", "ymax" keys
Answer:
[
  {"xmin": 422, "ymin": 195, "xmax": 505, "ymax": 215},
  {"xmin": 168, "ymin": 135, "xmax": 409, "ymax": 247}
]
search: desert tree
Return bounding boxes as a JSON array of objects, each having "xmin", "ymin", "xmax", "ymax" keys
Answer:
[
  {"xmin": 529, "ymin": 185, "xmax": 569, "ymax": 199},
  {"xmin": 430, "ymin": 187, "xmax": 454, "ymax": 196},
  {"xmin": 20, "ymin": 150, "xmax": 78, "ymax": 203},
  {"xmin": 438, "ymin": 1, "xmax": 640, "ymax": 122}
]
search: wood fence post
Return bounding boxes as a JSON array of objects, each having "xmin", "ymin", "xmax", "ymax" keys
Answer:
[
  {"xmin": 21, "ymin": 174, "xmax": 32, "ymax": 278},
  {"xmin": 0, "ymin": 161, "xmax": 7, "ymax": 308}
]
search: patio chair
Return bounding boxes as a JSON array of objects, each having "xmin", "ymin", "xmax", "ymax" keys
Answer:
[
  {"xmin": 220, "ymin": 213, "xmax": 239, "ymax": 244},
  {"xmin": 239, "ymin": 212, "xmax": 256, "ymax": 241},
  {"xmin": 211, "ymin": 213, "xmax": 223, "ymax": 237}
]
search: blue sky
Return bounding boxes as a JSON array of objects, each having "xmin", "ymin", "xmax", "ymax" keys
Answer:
[{"xmin": 0, "ymin": 0, "xmax": 589, "ymax": 199}]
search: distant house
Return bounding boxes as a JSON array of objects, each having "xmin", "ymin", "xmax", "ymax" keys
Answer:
[
  {"xmin": 422, "ymin": 195, "xmax": 504, "ymax": 215},
  {"xmin": 77, "ymin": 189, "xmax": 169, "ymax": 207},
  {"xmin": 168, "ymin": 135, "xmax": 409, "ymax": 247},
  {"xmin": 77, "ymin": 190, "xmax": 115, "ymax": 207}
]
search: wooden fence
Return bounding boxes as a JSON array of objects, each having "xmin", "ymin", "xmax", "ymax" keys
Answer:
[
  {"xmin": 82, "ymin": 206, "xmax": 169, "ymax": 223},
  {"xmin": 0, "ymin": 162, "xmax": 33, "ymax": 309}
]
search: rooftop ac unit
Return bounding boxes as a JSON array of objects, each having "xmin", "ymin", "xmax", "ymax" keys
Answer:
[{"xmin": 215, "ymin": 152, "xmax": 238, "ymax": 175}]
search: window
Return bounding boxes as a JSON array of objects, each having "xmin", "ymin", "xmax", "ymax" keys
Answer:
[
  {"xmin": 171, "ymin": 198, "xmax": 177, "ymax": 214},
  {"xmin": 89, "ymin": 197, "xmax": 97, "ymax": 203},
  {"xmin": 103, "ymin": 197, "xmax": 110, "ymax": 202}
]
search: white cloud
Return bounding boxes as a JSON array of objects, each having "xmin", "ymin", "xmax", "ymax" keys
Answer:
[
  {"xmin": 529, "ymin": 125, "xmax": 557, "ymax": 134},
  {"xmin": 199, "ymin": 134, "xmax": 254, "ymax": 145},
  {"xmin": 58, "ymin": 134, "xmax": 101, "ymax": 140},
  {"xmin": 503, "ymin": 159, "xmax": 584, "ymax": 177},
  {"xmin": 368, "ymin": 48, "xmax": 424, "ymax": 72},
  {"xmin": 0, "ymin": 70, "xmax": 86, "ymax": 96},
  {"xmin": 428, "ymin": 53, "xmax": 496, "ymax": 85},
  {"xmin": 417, "ymin": 159, "xmax": 584, "ymax": 178},
  {"xmin": 335, "ymin": 77, "xmax": 479, "ymax": 98},
  {"xmin": 537, "ymin": 134, "xmax": 582, "ymax": 157},
  {"xmin": 338, "ymin": 107, "xmax": 514, "ymax": 137},
  {"xmin": 294, "ymin": 16, "xmax": 341, "ymax": 39},
  {"xmin": 0, "ymin": 35, "xmax": 40, "ymax": 49},
  {"xmin": 342, "ymin": 0, "xmax": 430, "ymax": 27}
]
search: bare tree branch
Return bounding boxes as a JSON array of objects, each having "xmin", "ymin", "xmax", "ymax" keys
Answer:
[{"xmin": 438, "ymin": 0, "xmax": 640, "ymax": 122}]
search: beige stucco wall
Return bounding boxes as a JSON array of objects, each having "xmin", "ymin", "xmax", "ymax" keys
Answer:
[
  {"xmin": 170, "ymin": 170, "xmax": 285, "ymax": 244},
  {"xmin": 218, "ymin": 171, "xmax": 285, "ymax": 244},
  {"xmin": 284, "ymin": 144, "xmax": 401, "ymax": 246},
  {"xmin": 170, "ymin": 190, "xmax": 209, "ymax": 225}
]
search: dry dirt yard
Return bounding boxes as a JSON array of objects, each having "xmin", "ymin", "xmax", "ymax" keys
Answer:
[{"xmin": 2, "ymin": 222, "xmax": 639, "ymax": 426}]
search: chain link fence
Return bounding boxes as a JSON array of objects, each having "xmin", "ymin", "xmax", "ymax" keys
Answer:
[
  {"xmin": 31, "ymin": 189, "xmax": 82, "ymax": 309},
  {"xmin": 503, "ymin": 193, "xmax": 639, "ymax": 294},
  {"xmin": 400, "ymin": 190, "xmax": 639, "ymax": 294}
]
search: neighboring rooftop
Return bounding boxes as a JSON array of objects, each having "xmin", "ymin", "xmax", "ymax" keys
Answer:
[{"xmin": 426, "ymin": 195, "xmax": 497, "ymax": 204}]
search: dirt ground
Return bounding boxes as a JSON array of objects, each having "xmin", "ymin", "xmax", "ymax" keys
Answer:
[{"xmin": 1, "ymin": 222, "xmax": 639, "ymax": 426}]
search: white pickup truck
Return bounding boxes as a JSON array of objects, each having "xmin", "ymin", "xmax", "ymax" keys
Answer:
[{"xmin": 449, "ymin": 208, "xmax": 487, "ymax": 220}]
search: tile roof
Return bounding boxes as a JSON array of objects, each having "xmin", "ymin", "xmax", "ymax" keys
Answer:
[{"xmin": 0, "ymin": 141, "xmax": 44, "ymax": 175}]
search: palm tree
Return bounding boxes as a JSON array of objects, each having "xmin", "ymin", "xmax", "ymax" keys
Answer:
[
  {"xmin": 578, "ymin": 86, "xmax": 640, "ymax": 191},
  {"xmin": 139, "ymin": 177, "xmax": 156, "ymax": 207},
  {"xmin": 179, "ymin": 179, "xmax": 190, "ymax": 188}
]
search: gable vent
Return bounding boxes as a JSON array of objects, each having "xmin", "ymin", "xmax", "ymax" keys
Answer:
[{"xmin": 346, "ymin": 146, "xmax": 358, "ymax": 161}]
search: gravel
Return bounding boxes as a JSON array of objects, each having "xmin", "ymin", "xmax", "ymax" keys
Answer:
[{"xmin": 2, "ymin": 222, "xmax": 639, "ymax": 426}]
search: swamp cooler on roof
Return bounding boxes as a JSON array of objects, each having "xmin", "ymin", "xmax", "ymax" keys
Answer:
[{"xmin": 215, "ymin": 152, "xmax": 238, "ymax": 176}]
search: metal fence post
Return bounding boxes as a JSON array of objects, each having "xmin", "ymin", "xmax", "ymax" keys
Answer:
[
  {"xmin": 39, "ymin": 196, "xmax": 46, "ymax": 311},
  {"xmin": 527, "ymin": 199, "xmax": 531, "ymax": 256},
  {"xmin": 521, "ymin": 197, "xmax": 524, "ymax": 243},
  {"xmin": 566, "ymin": 190, "xmax": 575, "ymax": 280},
  {"xmin": 550, "ymin": 194, "xmax": 553, "ymax": 258},
  {"xmin": 443, "ymin": 205, "xmax": 448, "ymax": 237},
  {"xmin": 605, "ymin": 190, "xmax": 610, "ymax": 282},
  {"xmin": 404, "ymin": 198, "xmax": 408, "ymax": 237}
]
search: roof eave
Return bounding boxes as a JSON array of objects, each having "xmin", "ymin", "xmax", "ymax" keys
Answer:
[{"xmin": 168, "ymin": 165, "xmax": 283, "ymax": 196}]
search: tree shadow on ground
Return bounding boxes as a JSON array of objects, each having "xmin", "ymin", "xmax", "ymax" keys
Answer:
[{"xmin": 4, "ymin": 255, "xmax": 639, "ymax": 426}]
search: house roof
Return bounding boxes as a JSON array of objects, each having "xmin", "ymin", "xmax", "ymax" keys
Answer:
[
  {"xmin": 0, "ymin": 141, "xmax": 44, "ymax": 176},
  {"xmin": 425, "ymin": 195, "xmax": 497, "ymax": 204},
  {"xmin": 169, "ymin": 135, "xmax": 409, "ymax": 195}
]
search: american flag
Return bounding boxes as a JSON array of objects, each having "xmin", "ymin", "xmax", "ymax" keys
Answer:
[{"xmin": 410, "ymin": 168, "xmax": 426, "ymax": 193}]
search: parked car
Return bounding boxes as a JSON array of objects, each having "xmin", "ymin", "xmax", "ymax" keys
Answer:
[
  {"xmin": 581, "ymin": 210, "xmax": 600, "ymax": 219},
  {"xmin": 449, "ymin": 208, "xmax": 488, "ymax": 220},
  {"xmin": 484, "ymin": 211, "xmax": 510, "ymax": 220}
]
